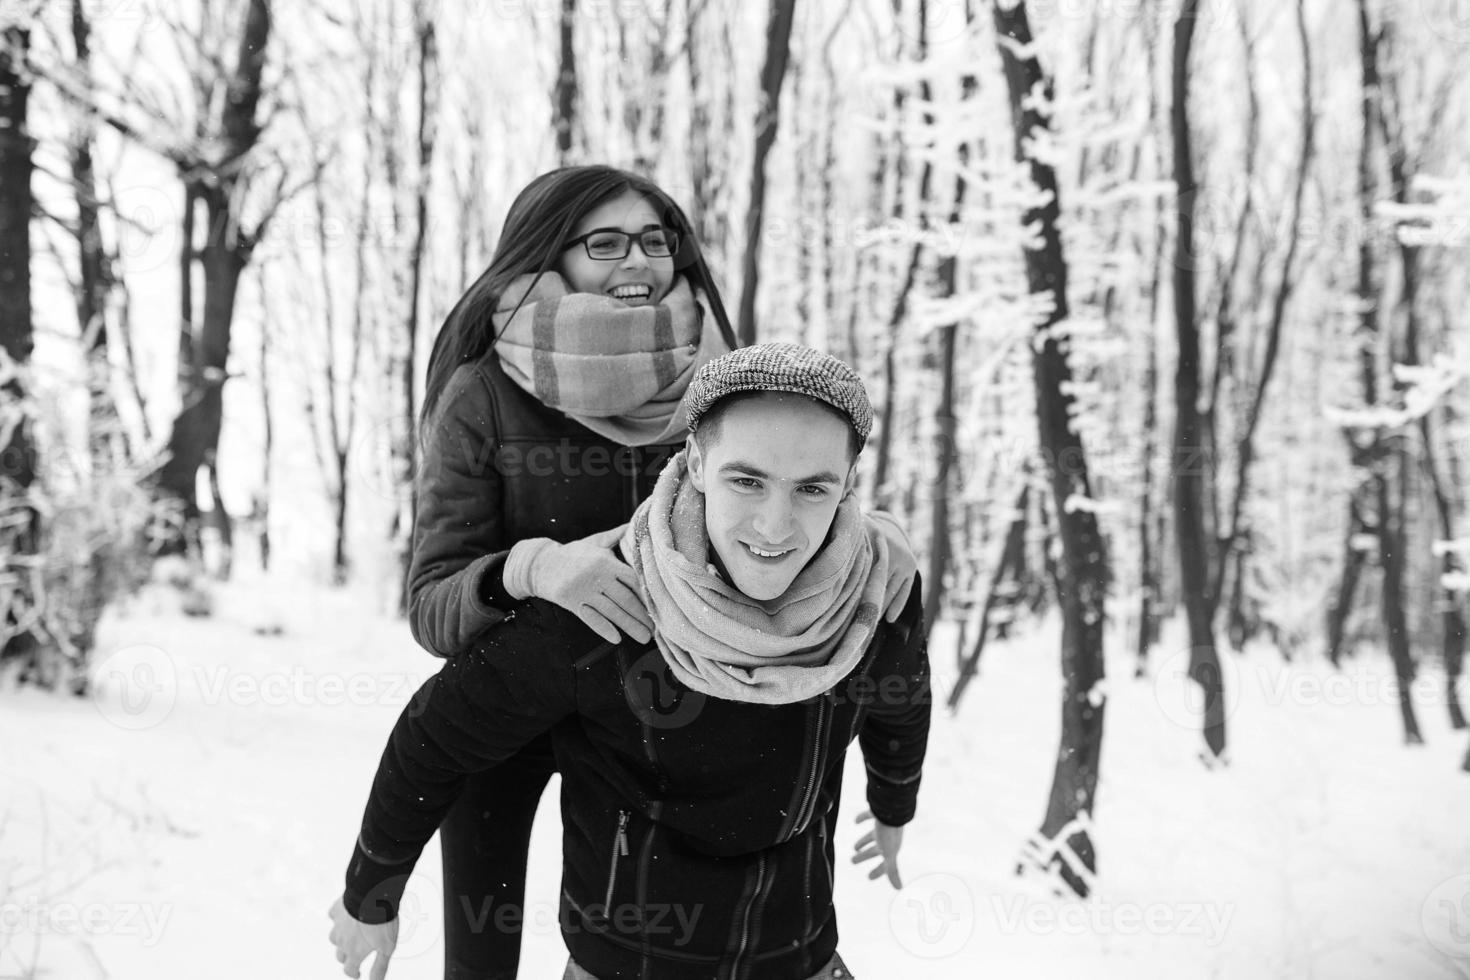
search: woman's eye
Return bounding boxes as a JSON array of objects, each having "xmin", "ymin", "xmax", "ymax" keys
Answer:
[{"xmin": 587, "ymin": 234, "xmax": 624, "ymax": 255}]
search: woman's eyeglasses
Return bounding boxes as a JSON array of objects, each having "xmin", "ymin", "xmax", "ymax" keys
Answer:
[{"xmin": 563, "ymin": 227, "xmax": 680, "ymax": 261}]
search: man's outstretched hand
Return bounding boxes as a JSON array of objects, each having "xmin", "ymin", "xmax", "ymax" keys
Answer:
[
  {"xmin": 851, "ymin": 809, "xmax": 904, "ymax": 889},
  {"xmin": 328, "ymin": 896, "xmax": 397, "ymax": 980}
]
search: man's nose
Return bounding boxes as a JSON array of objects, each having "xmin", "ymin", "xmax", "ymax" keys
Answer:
[{"xmin": 752, "ymin": 498, "xmax": 796, "ymax": 542}]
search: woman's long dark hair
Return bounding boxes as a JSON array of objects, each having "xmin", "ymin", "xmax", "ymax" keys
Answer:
[{"xmin": 420, "ymin": 165, "xmax": 736, "ymax": 426}]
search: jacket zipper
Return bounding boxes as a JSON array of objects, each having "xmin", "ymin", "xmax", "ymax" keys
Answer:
[
  {"xmin": 603, "ymin": 810, "xmax": 630, "ymax": 912},
  {"xmin": 791, "ymin": 695, "xmax": 829, "ymax": 835},
  {"xmin": 729, "ymin": 853, "xmax": 767, "ymax": 979}
]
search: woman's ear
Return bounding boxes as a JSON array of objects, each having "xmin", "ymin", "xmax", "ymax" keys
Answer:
[{"xmin": 686, "ymin": 435, "xmax": 706, "ymax": 493}]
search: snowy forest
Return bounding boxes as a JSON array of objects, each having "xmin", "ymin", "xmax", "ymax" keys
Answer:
[{"xmin": 2, "ymin": 0, "xmax": 1470, "ymax": 977}]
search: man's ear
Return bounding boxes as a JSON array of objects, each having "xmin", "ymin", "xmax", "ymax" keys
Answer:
[
  {"xmin": 841, "ymin": 462, "xmax": 858, "ymax": 501},
  {"xmin": 686, "ymin": 434, "xmax": 706, "ymax": 493}
]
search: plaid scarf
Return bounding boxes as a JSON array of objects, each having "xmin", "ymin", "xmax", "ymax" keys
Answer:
[
  {"xmin": 491, "ymin": 273, "xmax": 726, "ymax": 446},
  {"xmin": 622, "ymin": 451, "xmax": 890, "ymax": 705}
]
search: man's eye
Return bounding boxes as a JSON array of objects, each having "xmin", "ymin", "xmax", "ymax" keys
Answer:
[
  {"xmin": 799, "ymin": 485, "xmax": 828, "ymax": 497},
  {"xmin": 732, "ymin": 477, "xmax": 760, "ymax": 489}
]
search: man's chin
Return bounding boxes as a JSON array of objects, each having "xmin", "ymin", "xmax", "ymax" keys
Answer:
[{"xmin": 727, "ymin": 567, "xmax": 801, "ymax": 603}]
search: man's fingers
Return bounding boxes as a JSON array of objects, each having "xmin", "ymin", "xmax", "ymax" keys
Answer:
[
  {"xmin": 868, "ymin": 865, "xmax": 886, "ymax": 881},
  {"xmin": 888, "ymin": 864, "xmax": 903, "ymax": 889},
  {"xmin": 369, "ymin": 950, "xmax": 392, "ymax": 980},
  {"xmin": 856, "ymin": 809, "xmax": 874, "ymax": 824},
  {"xmin": 854, "ymin": 831, "xmax": 875, "ymax": 850}
]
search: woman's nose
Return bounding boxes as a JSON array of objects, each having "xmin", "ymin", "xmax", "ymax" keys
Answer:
[{"xmin": 620, "ymin": 242, "xmax": 651, "ymax": 269}]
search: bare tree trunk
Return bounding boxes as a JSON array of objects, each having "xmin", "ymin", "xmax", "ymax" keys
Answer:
[
  {"xmin": 950, "ymin": 481, "xmax": 1030, "ymax": 709},
  {"xmin": 68, "ymin": 0, "xmax": 123, "ymax": 470},
  {"xmin": 154, "ymin": 0, "xmax": 272, "ymax": 561},
  {"xmin": 923, "ymin": 0, "xmax": 977, "ymax": 631},
  {"xmin": 0, "ymin": 25, "xmax": 44, "ymax": 678},
  {"xmin": 1215, "ymin": 0, "xmax": 1315, "ymax": 646},
  {"xmin": 817, "ymin": 0, "xmax": 853, "ymax": 355},
  {"xmin": 256, "ymin": 268, "xmax": 272, "ymax": 572},
  {"xmin": 1326, "ymin": 499, "xmax": 1368, "ymax": 665},
  {"xmin": 1375, "ymin": 25, "xmax": 1466, "ymax": 732},
  {"xmin": 1135, "ymin": 5, "xmax": 1168, "ymax": 678},
  {"xmin": 734, "ymin": 0, "xmax": 797, "ymax": 347},
  {"xmin": 1170, "ymin": 0, "xmax": 1227, "ymax": 759},
  {"xmin": 1355, "ymin": 0, "xmax": 1421, "ymax": 745},
  {"xmin": 871, "ymin": 0, "xmax": 928, "ymax": 511},
  {"xmin": 994, "ymin": 0, "xmax": 1109, "ymax": 899},
  {"xmin": 394, "ymin": 2, "xmax": 437, "ymax": 611},
  {"xmin": 555, "ymin": 0, "xmax": 578, "ymax": 162},
  {"xmin": 685, "ymin": 0, "xmax": 725, "ymax": 257}
]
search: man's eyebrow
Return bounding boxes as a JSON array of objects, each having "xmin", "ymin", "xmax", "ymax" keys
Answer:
[{"xmin": 717, "ymin": 461, "xmax": 843, "ymax": 484}]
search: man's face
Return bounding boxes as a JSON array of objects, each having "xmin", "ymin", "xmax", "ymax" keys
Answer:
[{"xmin": 688, "ymin": 393, "xmax": 857, "ymax": 602}]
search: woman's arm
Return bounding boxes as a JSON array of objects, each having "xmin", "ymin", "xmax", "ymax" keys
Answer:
[{"xmin": 406, "ymin": 364, "xmax": 515, "ymax": 656}]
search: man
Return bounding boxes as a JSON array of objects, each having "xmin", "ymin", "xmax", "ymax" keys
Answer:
[{"xmin": 329, "ymin": 344, "xmax": 931, "ymax": 980}]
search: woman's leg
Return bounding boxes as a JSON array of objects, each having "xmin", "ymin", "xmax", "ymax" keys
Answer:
[{"xmin": 439, "ymin": 733, "xmax": 556, "ymax": 980}]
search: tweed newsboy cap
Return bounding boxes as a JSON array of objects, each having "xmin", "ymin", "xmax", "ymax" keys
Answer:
[{"xmin": 685, "ymin": 343, "xmax": 873, "ymax": 443}]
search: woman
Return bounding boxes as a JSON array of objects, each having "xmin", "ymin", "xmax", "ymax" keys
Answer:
[{"xmin": 391, "ymin": 165, "xmax": 915, "ymax": 979}]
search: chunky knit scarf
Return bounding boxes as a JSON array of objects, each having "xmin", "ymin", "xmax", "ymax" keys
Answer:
[
  {"xmin": 492, "ymin": 272, "xmax": 727, "ymax": 446},
  {"xmin": 622, "ymin": 451, "xmax": 891, "ymax": 705}
]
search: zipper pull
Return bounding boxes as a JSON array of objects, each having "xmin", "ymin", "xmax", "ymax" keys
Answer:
[{"xmin": 616, "ymin": 811, "xmax": 630, "ymax": 856}]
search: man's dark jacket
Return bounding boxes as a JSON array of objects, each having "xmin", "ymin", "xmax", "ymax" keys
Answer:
[{"xmin": 344, "ymin": 579, "xmax": 930, "ymax": 980}]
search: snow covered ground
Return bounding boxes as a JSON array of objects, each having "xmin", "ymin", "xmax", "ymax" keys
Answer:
[{"xmin": 2, "ymin": 568, "xmax": 1468, "ymax": 979}]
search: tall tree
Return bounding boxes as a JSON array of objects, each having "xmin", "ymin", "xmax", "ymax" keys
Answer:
[
  {"xmin": 152, "ymin": 0, "xmax": 275, "ymax": 561},
  {"xmin": 0, "ymin": 25, "xmax": 40, "ymax": 676},
  {"xmin": 1375, "ymin": 16, "xmax": 1465, "ymax": 732},
  {"xmin": 734, "ymin": 0, "xmax": 797, "ymax": 346},
  {"xmin": 1169, "ymin": 0, "xmax": 1227, "ymax": 759},
  {"xmin": 1352, "ymin": 0, "xmax": 1421, "ymax": 744},
  {"xmin": 870, "ymin": 0, "xmax": 928, "ymax": 511},
  {"xmin": 1216, "ymin": 0, "xmax": 1316, "ymax": 649},
  {"xmin": 66, "ymin": 0, "xmax": 122, "ymax": 470},
  {"xmin": 554, "ymin": 0, "xmax": 577, "ymax": 163},
  {"xmin": 393, "ymin": 0, "xmax": 438, "ymax": 609},
  {"xmin": 993, "ymin": 0, "xmax": 1109, "ymax": 899},
  {"xmin": 924, "ymin": 0, "xmax": 979, "ymax": 630}
]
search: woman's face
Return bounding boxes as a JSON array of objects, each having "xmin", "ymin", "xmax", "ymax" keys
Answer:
[{"xmin": 558, "ymin": 190, "xmax": 676, "ymax": 306}]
